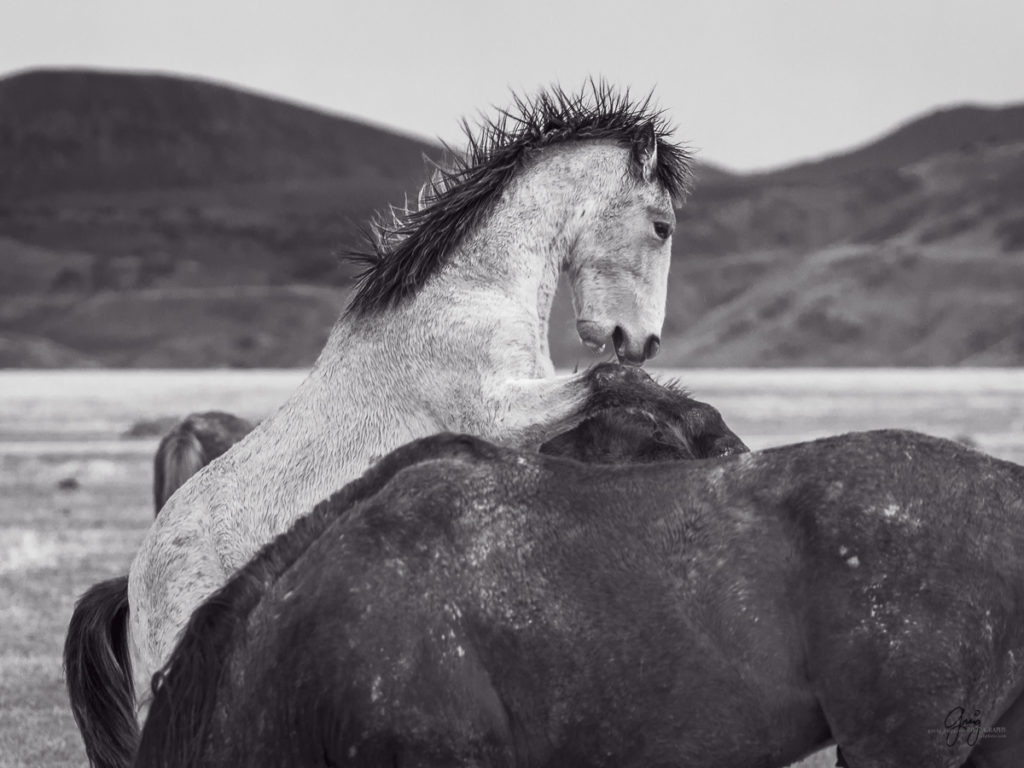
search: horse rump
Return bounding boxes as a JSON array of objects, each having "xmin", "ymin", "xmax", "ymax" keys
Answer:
[{"xmin": 63, "ymin": 575, "xmax": 137, "ymax": 768}]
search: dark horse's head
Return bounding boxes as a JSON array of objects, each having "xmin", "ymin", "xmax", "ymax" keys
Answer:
[{"xmin": 541, "ymin": 367, "xmax": 747, "ymax": 462}]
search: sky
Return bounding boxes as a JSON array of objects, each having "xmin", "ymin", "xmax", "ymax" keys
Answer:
[{"xmin": 2, "ymin": 0, "xmax": 1022, "ymax": 171}]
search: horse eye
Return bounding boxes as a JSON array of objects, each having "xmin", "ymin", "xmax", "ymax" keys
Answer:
[{"xmin": 653, "ymin": 221, "xmax": 672, "ymax": 240}]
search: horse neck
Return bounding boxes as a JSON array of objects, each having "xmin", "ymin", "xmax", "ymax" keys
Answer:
[
  {"xmin": 441, "ymin": 172, "xmax": 571, "ymax": 331},
  {"xmin": 420, "ymin": 143, "xmax": 629, "ymax": 361}
]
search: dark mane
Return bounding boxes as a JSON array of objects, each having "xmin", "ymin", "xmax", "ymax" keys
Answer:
[{"xmin": 344, "ymin": 80, "xmax": 693, "ymax": 316}]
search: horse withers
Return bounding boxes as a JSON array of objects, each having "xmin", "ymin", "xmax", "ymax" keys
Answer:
[
  {"xmin": 136, "ymin": 430, "xmax": 1024, "ymax": 768},
  {"xmin": 65, "ymin": 364, "xmax": 745, "ymax": 768}
]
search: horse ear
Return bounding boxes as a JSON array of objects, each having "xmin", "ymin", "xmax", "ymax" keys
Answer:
[{"xmin": 637, "ymin": 122, "xmax": 658, "ymax": 182}]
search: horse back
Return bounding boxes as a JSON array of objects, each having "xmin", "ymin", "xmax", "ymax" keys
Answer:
[
  {"xmin": 180, "ymin": 447, "xmax": 817, "ymax": 766},
  {"xmin": 770, "ymin": 430, "xmax": 1024, "ymax": 575}
]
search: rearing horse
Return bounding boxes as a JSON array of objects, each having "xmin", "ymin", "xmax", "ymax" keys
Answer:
[{"xmin": 66, "ymin": 83, "xmax": 708, "ymax": 767}]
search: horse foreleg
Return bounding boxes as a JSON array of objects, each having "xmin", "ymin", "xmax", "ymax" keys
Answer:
[
  {"xmin": 484, "ymin": 373, "xmax": 592, "ymax": 448},
  {"xmin": 485, "ymin": 363, "xmax": 748, "ymax": 454}
]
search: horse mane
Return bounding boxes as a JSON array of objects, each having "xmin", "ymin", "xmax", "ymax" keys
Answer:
[
  {"xmin": 344, "ymin": 80, "xmax": 693, "ymax": 316},
  {"xmin": 651, "ymin": 376, "xmax": 691, "ymax": 399},
  {"xmin": 135, "ymin": 434, "xmax": 502, "ymax": 767}
]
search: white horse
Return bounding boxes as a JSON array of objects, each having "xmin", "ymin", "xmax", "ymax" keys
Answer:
[{"xmin": 65, "ymin": 83, "xmax": 694, "ymax": 768}]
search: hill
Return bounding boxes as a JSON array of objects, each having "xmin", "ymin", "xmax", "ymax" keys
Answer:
[
  {"xmin": 0, "ymin": 68, "xmax": 436, "ymax": 296},
  {"xmin": 1, "ymin": 69, "xmax": 1022, "ymax": 367},
  {"xmin": 765, "ymin": 103, "xmax": 1024, "ymax": 183},
  {"xmin": 0, "ymin": 68, "xmax": 434, "ymax": 198},
  {"xmin": 652, "ymin": 104, "xmax": 1024, "ymax": 366}
]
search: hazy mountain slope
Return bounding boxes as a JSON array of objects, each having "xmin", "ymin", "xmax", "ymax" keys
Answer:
[
  {"xmin": 0, "ymin": 69, "xmax": 1021, "ymax": 367},
  {"xmin": 765, "ymin": 103, "xmax": 1024, "ymax": 183},
  {"xmin": 2, "ymin": 285, "xmax": 346, "ymax": 368},
  {"xmin": 655, "ymin": 109, "xmax": 1024, "ymax": 367},
  {"xmin": 0, "ymin": 68, "xmax": 438, "ymax": 298},
  {"xmin": 0, "ymin": 68, "xmax": 433, "ymax": 199}
]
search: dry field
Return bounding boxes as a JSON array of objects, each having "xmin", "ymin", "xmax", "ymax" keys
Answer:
[{"xmin": 3, "ymin": 368, "xmax": 1023, "ymax": 767}]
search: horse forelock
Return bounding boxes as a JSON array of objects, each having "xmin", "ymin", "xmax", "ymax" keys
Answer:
[{"xmin": 343, "ymin": 79, "xmax": 693, "ymax": 316}]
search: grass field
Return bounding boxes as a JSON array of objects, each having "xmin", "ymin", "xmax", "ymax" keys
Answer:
[
  {"xmin": 3, "ymin": 368, "xmax": 1023, "ymax": 767},
  {"xmin": 1, "ymin": 446, "xmax": 149, "ymax": 767}
]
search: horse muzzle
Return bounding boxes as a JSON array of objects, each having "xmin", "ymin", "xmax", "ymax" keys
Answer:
[
  {"xmin": 576, "ymin": 321, "xmax": 661, "ymax": 365},
  {"xmin": 576, "ymin": 319, "xmax": 612, "ymax": 353},
  {"xmin": 613, "ymin": 326, "xmax": 660, "ymax": 366}
]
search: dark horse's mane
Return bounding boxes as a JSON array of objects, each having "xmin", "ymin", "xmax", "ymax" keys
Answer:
[
  {"xmin": 344, "ymin": 80, "xmax": 693, "ymax": 316},
  {"xmin": 134, "ymin": 435, "xmax": 504, "ymax": 768}
]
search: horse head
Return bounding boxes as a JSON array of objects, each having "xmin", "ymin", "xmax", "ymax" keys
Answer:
[
  {"xmin": 541, "ymin": 364, "xmax": 749, "ymax": 462},
  {"xmin": 564, "ymin": 123, "xmax": 681, "ymax": 365}
]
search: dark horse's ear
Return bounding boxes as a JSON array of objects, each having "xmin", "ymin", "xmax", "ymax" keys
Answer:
[{"xmin": 635, "ymin": 122, "xmax": 658, "ymax": 182}]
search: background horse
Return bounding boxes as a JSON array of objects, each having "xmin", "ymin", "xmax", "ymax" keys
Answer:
[
  {"xmin": 152, "ymin": 411, "xmax": 254, "ymax": 514},
  {"xmin": 136, "ymin": 430, "xmax": 1024, "ymax": 768},
  {"xmin": 66, "ymin": 362, "xmax": 744, "ymax": 768}
]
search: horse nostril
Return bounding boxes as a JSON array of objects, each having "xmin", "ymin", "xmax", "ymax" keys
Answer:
[
  {"xmin": 645, "ymin": 335, "xmax": 661, "ymax": 360},
  {"xmin": 612, "ymin": 326, "xmax": 625, "ymax": 355}
]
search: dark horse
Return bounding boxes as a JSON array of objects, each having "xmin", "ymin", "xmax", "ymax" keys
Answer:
[
  {"xmin": 152, "ymin": 411, "xmax": 254, "ymax": 514},
  {"xmin": 65, "ymin": 365, "xmax": 746, "ymax": 768},
  {"xmin": 135, "ymin": 429, "xmax": 1024, "ymax": 768}
]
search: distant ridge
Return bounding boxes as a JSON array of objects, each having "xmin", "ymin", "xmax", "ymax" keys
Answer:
[
  {"xmin": 0, "ymin": 68, "xmax": 437, "ymax": 199},
  {"xmin": 764, "ymin": 103, "xmax": 1024, "ymax": 182}
]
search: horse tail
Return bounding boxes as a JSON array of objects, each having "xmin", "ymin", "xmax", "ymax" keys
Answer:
[
  {"xmin": 153, "ymin": 426, "xmax": 206, "ymax": 515},
  {"xmin": 63, "ymin": 575, "xmax": 138, "ymax": 768}
]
